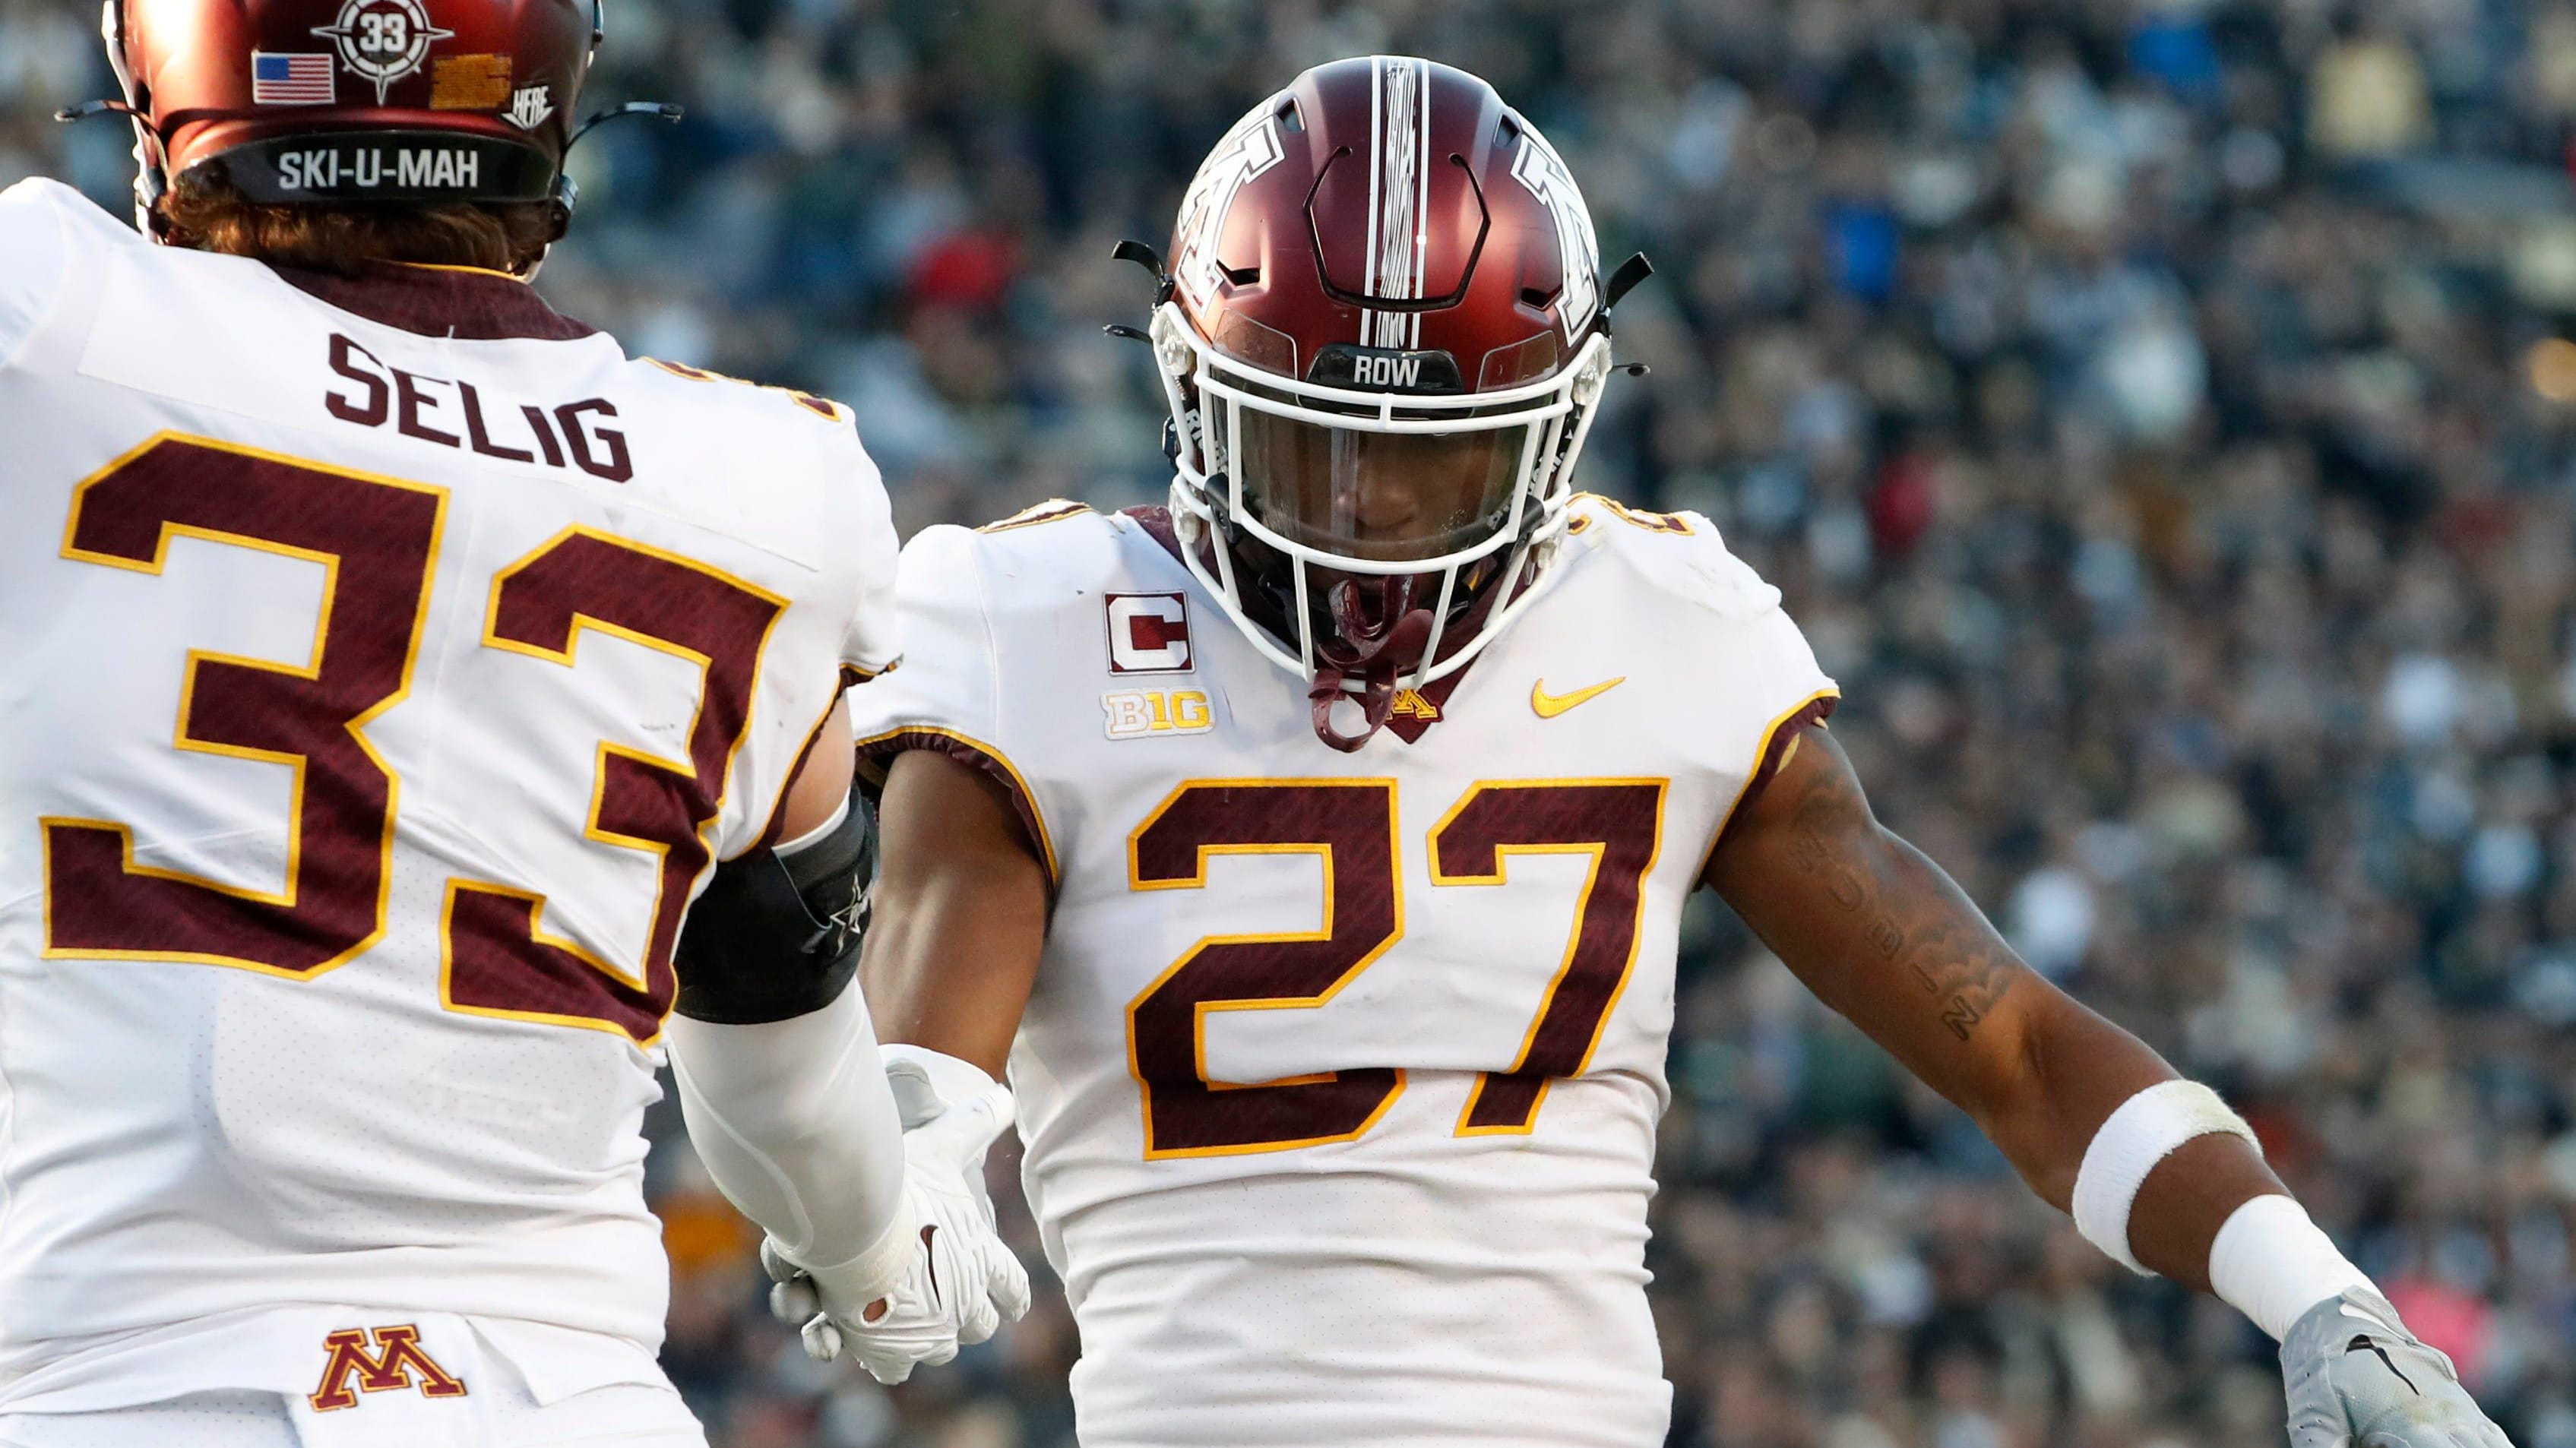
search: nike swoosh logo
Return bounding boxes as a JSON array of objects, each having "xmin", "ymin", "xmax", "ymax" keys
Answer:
[
  {"xmin": 1532, "ymin": 677, "xmax": 1625, "ymax": 718},
  {"xmin": 2348, "ymin": 1336, "xmax": 2421, "ymax": 1396}
]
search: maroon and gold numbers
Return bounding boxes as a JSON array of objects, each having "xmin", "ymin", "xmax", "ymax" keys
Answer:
[
  {"xmin": 42, "ymin": 435, "xmax": 784, "ymax": 1045},
  {"xmin": 43, "ymin": 436, "xmax": 444, "ymax": 979},
  {"xmin": 441, "ymin": 530, "xmax": 784, "ymax": 1043},
  {"xmin": 1126, "ymin": 776, "xmax": 1667, "ymax": 1156},
  {"xmin": 1128, "ymin": 780, "xmax": 1406, "ymax": 1157},
  {"xmin": 1432, "ymin": 781, "xmax": 1665, "ymax": 1133}
]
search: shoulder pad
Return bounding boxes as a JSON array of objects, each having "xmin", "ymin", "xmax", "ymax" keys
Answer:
[
  {"xmin": 927, "ymin": 504, "xmax": 1131, "ymax": 600},
  {"xmin": 897, "ymin": 507, "xmax": 1155, "ymax": 652},
  {"xmin": 1565, "ymin": 493, "xmax": 1781, "ymax": 620},
  {"xmin": 641, "ymin": 357, "xmax": 851, "ymax": 426},
  {"xmin": 976, "ymin": 498, "xmax": 1097, "ymax": 533},
  {"xmin": 2, "ymin": 178, "xmax": 135, "ymax": 250}
]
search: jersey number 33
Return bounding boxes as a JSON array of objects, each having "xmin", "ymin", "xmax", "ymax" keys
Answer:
[{"xmin": 40, "ymin": 434, "xmax": 783, "ymax": 1045}]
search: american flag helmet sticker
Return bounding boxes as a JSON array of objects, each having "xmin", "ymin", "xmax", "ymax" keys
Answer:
[{"xmin": 252, "ymin": 52, "xmax": 336, "ymax": 105}]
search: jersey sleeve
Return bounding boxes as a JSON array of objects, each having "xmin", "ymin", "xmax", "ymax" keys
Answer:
[
  {"xmin": 837, "ymin": 435, "xmax": 903, "ymax": 677},
  {"xmin": 1577, "ymin": 498, "xmax": 1842, "ymax": 847},
  {"xmin": 845, "ymin": 525, "xmax": 1059, "ymax": 882},
  {"xmin": 1711, "ymin": 603, "xmax": 1839, "ymax": 833},
  {"xmin": 1678, "ymin": 520, "xmax": 1839, "ymax": 846},
  {"xmin": 0, "ymin": 181, "xmax": 72, "ymax": 367}
]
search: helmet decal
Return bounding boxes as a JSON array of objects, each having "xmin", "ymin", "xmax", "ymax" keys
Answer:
[
  {"xmin": 310, "ymin": 0, "xmax": 455, "ymax": 106},
  {"xmin": 504, "ymin": 84, "xmax": 554, "ymax": 131},
  {"xmin": 1507, "ymin": 124, "xmax": 1601, "ymax": 342},
  {"xmin": 1362, "ymin": 55, "xmax": 1431, "ymax": 350},
  {"xmin": 1172, "ymin": 103, "xmax": 1286, "ymax": 311},
  {"xmin": 426, "ymin": 52, "xmax": 514, "ymax": 112},
  {"xmin": 249, "ymin": 51, "xmax": 336, "ymax": 106}
]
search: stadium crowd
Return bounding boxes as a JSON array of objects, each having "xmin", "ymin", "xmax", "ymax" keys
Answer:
[{"xmin": 11, "ymin": 0, "xmax": 2576, "ymax": 1443}]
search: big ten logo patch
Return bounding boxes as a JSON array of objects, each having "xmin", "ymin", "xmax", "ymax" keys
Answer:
[
  {"xmin": 1106, "ymin": 593, "xmax": 1192, "ymax": 674},
  {"xmin": 1103, "ymin": 689, "xmax": 1214, "ymax": 740},
  {"xmin": 309, "ymin": 1325, "xmax": 468, "ymax": 1411}
]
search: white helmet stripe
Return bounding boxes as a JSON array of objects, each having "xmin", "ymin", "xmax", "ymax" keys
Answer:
[
  {"xmin": 1410, "ymin": 58, "xmax": 1429, "ymax": 349},
  {"xmin": 1361, "ymin": 55, "xmax": 1382, "ymax": 347},
  {"xmin": 1361, "ymin": 55, "xmax": 1433, "ymax": 350},
  {"xmin": 1377, "ymin": 56, "xmax": 1420, "ymax": 348}
]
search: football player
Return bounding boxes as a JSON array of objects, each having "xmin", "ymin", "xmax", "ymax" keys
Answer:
[
  {"xmin": 0, "ymin": 1, "xmax": 1018, "ymax": 1443},
  {"xmin": 808, "ymin": 56, "xmax": 2515, "ymax": 1448}
]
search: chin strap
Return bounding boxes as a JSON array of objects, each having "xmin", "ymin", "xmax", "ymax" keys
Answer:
[{"xmin": 1306, "ymin": 579, "xmax": 1435, "ymax": 754}]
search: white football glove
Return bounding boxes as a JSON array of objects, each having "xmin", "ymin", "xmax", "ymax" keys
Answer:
[
  {"xmin": 2282, "ymin": 1288, "xmax": 2516, "ymax": 1448},
  {"xmin": 764, "ymin": 1049, "xmax": 1032, "ymax": 1385}
]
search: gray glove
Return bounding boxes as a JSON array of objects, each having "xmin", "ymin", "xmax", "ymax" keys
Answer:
[{"xmin": 2282, "ymin": 1288, "xmax": 2513, "ymax": 1448}]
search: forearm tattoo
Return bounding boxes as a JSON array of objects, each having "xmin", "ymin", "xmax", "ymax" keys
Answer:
[{"xmin": 1779, "ymin": 749, "xmax": 2018, "ymax": 1040}]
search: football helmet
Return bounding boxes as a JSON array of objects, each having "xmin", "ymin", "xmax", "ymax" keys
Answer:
[
  {"xmin": 71, "ymin": 0, "xmax": 655, "ymax": 235},
  {"xmin": 1135, "ymin": 55, "xmax": 1647, "ymax": 751}
]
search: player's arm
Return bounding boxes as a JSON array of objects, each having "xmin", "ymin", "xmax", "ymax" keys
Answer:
[
  {"xmin": 1706, "ymin": 726, "xmax": 2275, "ymax": 1281},
  {"xmin": 742, "ymin": 737, "xmax": 1045, "ymax": 1380},
  {"xmin": 663, "ymin": 696, "xmax": 919, "ymax": 1330},
  {"xmin": 1707, "ymin": 727, "xmax": 2511, "ymax": 1447},
  {"xmin": 859, "ymin": 747, "xmax": 1049, "ymax": 1077}
]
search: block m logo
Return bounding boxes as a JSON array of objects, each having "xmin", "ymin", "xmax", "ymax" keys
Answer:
[{"xmin": 309, "ymin": 1325, "xmax": 469, "ymax": 1411}]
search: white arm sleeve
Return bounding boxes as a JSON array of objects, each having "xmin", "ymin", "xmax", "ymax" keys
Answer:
[{"xmin": 666, "ymin": 983, "xmax": 915, "ymax": 1296}]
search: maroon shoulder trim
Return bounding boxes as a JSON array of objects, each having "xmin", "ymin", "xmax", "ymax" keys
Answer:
[
  {"xmin": 1123, "ymin": 504, "xmax": 1182, "ymax": 558},
  {"xmin": 1704, "ymin": 693, "xmax": 1840, "ymax": 871},
  {"xmin": 271, "ymin": 263, "xmax": 598, "ymax": 341},
  {"xmin": 856, "ymin": 727, "xmax": 1059, "ymax": 893}
]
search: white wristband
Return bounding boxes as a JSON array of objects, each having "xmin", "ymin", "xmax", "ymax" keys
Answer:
[
  {"xmin": 2071, "ymin": 1080, "xmax": 2260, "ymax": 1273},
  {"xmin": 2207, "ymin": 1193, "xmax": 2374, "ymax": 1342}
]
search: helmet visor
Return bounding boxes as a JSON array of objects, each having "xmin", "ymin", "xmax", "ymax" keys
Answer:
[{"xmin": 1235, "ymin": 409, "xmax": 1530, "ymax": 564}]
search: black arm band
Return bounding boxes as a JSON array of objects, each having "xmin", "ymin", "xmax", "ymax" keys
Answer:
[{"xmin": 673, "ymin": 786, "xmax": 875, "ymax": 1025}]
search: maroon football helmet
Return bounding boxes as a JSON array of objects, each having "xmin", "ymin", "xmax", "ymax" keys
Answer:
[
  {"xmin": 74, "ymin": 0, "xmax": 650, "ymax": 239},
  {"xmin": 1136, "ymin": 56, "xmax": 1647, "ymax": 750}
]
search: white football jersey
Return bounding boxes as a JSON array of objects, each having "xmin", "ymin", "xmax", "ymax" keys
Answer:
[
  {"xmin": 0, "ymin": 179, "xmax": 897, "ymax": 1407},
  {"xmin": 847, "ymin": 497, "xmax": 1837, "ymax": 1448}
]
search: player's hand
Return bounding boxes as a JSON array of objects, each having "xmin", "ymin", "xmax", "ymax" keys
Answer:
[
  {"xmin": 2281, "ymin": 1288, "xmax": 2515, "ymax": 1448},
  {"xmin": 763, "ymin": 1061, "xmax": 1031, "ymax": 1384}
]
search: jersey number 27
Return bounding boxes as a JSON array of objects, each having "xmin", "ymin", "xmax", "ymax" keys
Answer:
[{"xmin": 1128, "ymin": 776, "xmax": 1665, "ymax": 1156}]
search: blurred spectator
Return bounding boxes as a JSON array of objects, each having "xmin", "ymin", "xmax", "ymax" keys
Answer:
[{"xmin": 21, "ymin": 0, "xmax": 2576, "ymax": 1443}]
